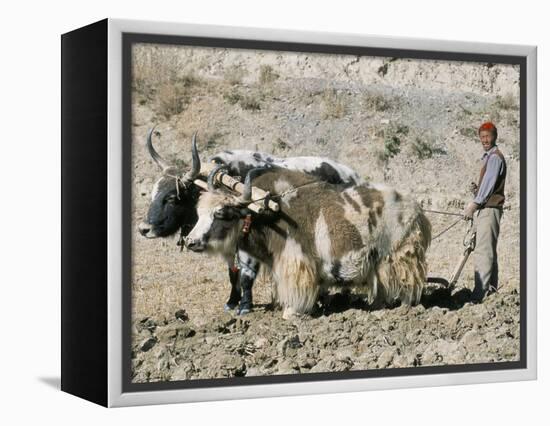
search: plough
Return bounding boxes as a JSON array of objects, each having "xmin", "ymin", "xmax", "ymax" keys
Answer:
[{"xmin": 427, "ymin": 218, "xmax": 476, "ymax": 290}]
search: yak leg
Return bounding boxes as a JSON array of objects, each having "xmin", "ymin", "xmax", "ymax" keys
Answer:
[
  {"xmin": 236, "ymin": 251, "xmax": 260, "ymax": 315},
  {"xmin": 224, "ymin": 257, "xmax": 241, "ymax": 311},
  {"xmin": 274, "ymin": 239, "xmax": 319, "ymax": 319}
]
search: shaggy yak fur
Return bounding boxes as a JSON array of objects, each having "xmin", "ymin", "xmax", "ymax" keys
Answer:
[{"xmin": 185, "ymin": 168, "xmax": 432, "ymax": 319}]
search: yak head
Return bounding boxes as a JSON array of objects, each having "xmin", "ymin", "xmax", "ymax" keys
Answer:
[
  {"xmin": 138, "ymin": 128, "xmax": 202, "ymax": 239},
  {"xmin": 184, "ymin": 167, "xmax": 263, "ymax": 254}
]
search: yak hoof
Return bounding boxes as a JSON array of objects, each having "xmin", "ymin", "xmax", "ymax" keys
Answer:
[
  {"xmin": 282, "ymin": 307, "xmax": 298, "ymax": 320},
  {"xmin": 224, "ymin": 303, "xmax": 238, "ymax": 312},
  {"xmin": 237, "ymin": 307, "xmax": 251, "ymax": 315}
]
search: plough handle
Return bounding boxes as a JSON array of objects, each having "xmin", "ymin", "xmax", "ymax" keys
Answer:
[{"xmin": 449, "ymin": 218, "xmax": 476, "ymax": 287}]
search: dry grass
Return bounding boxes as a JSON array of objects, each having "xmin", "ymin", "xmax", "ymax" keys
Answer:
[
  {"xmin": 132, "ymin": 46, "xmax": 202, "ymax": 120},
  {"xmin": 274, "ymin": 137, "xmax": 290, "ymax": 151},
  {"xmin": 494, "ymin": 92, "xmax": 518, "ymax": 110},
  {"xmin": 321, "ymin": 88, "xmax": 347, "ymax": 119},
  {"xmin": 223, "ymin": 89, "xmax": 242, "ymax": 105},
  {"xmin": 459, "ymin": 127, "xmax": 478, "ymax": 139},
  {"xmin": 224, "ymin": 65, "xmax": 247, "ymax": 85},
  {"xmin": 363, "ymin": 92, "xmax": 393, "ymax": 112},
  {"xmin": 411, "ymin": 136, "xmax": 447, "ymax": 160},
  {"xmin": 223, "ymin": 89, "xmax": 261, "ymax": 111},
  {"xmin": 156, "ymin": 82, "xmax": 189, "ymax": 119},
  {"xmin": 259, "ymin": 65, "xmax": 279, "ymax": 85},
  {"xmin": 239, "ymin": 94, "xmax": 262, "ymax": 111}
]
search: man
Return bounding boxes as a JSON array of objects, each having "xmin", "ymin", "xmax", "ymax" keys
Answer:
[{"xmin": 463, "ymin": 122, "xmax": 507, "ymax": 301}]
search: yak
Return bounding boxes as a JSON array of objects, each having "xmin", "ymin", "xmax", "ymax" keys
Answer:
[
  {"xmin": 185, "ymin": 167, "xmax": 432, "ymax": 319},
  {"xmin": 138, "ymin": 128, "xmax": 361, "ymax": 314}
]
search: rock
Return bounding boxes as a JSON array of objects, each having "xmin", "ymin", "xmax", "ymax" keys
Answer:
[
  {"xmin": 371, "ymin": 310, "xmax": 385, "ymax": 320},
  {"xmin": 136, "ymin": 317, "xmax": 157, "ymax": 333},
  {"xmin": 204, "ymin": 336, "xmax": 217, "ymax": 345},
  {"xmin": 275, "ymin": 360, "xmax": 300, "ymax": 375},
  {"xmin": 377, "ymin": 348, "xmax": 395, "ymax": 368},
  {"xmin": 175, "ymin": 309, "xmax": 189, "ymax": 322},
  {"xmin": 171, "ymin": 361, "xmax": 195, "ymax": 381},
  {"xmin": 350, "ymin": 330, "xmax": 362, "ymax": 344},
  {"xmin": 412, "ymin": 304, "xmax": 426, "ymax": 314},
  {"xmin": 263, "ymin": 358, "xmax": 278, "ymax": 369},
  {"xmin": 296, "ymin": 356, "xmax": 317, "ymax": 369},
  {"xmin": 245, "ymin": 367, "xmax": 261, "ymax": 377},
  {"xmin": 335, "ymin": 349, "xmax": 354, "ymax": 362},
  {"xmin": 406, "ymin": 328, "xmax": 422, "ymax": 344},
  {"xmin": 309, "ymin": 358, "xmax": 335, "ymax": 373},
  {"xmin": 277, "ymin": 335, "xmax": 302, "ymax": 355},
  {"xmin": 443, "ymin": 312, "xmax": 460, "ymax": 329},
  {"xmin": 254, "ymin": 337, "xmax": 269, "ymax": 348},
  {"xmin": 180, "ymin": 325, "xmax": 196, "ymax": 338},
  {"xmin": 211, "ymin": 354, "xmax": 246, "ymax": 377},
  {"xmin": 393, "ymin": 354, "xmax": 414, "ymax": 368},
  {"xmin": 459, "ymin": 330, "xmax": 484, "ymax": 349},
  {"xmin": 140, "ymin": 337, "xmax": 158, "ymax": 352},
  {"xmin": 310, "ymin": 356, "xmax": 353, "ymax": 373},
  {"xmin": 422, "ymin": 341, "xmax": 445, "ymax": 365},
  {"xmin": 157, "ymin": 323, "xmax": 195, "ymax": 342},
  {"xmin": 155, "ymin": 324, "xmax": 178, "ymax": 342}
]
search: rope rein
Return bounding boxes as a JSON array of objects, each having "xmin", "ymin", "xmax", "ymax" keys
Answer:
[
  {"xmin": 422, "ymin": 208, "xmax": 464, "ymax": 218},
  {"xmin": 164, "ymin": 173, "xmax": 192, "ymax": 200},
  {"xmin": 431, "ymin": 218, "xmax": 463, "ymax": 241}
]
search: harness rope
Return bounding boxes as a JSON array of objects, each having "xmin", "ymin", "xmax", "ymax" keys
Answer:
[
  {"xmin": 164, "ymin": 173, "xmax": 192, "ymax": 200},
  {"xmin": 430, "ymin": 218, "xmax": 463, "ymax": 241},
  {"xmin": 422, "ymin": 208, "xmax": 464, "ymax": 218},
  {"xmin": 422, "ymin": 209, "xmax": 473, "ymax": 241}
]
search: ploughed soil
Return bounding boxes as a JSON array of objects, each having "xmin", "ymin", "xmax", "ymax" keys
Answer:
[
  {"xmin": 132, "ymin": 288, "xmax": 520, "ymax": 382},
  {"xmin": 130, "ymin": 44, "xmax": 521, "ymax": 383}
]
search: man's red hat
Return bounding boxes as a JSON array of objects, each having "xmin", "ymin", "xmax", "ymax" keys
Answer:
[{"xmin": 478, "ymin": 121, "xmax": 498, "ymax": 136}]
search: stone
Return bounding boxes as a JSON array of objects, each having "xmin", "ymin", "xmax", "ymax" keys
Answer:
[
  {"xmin": 140, "ymin": 337, "xmax": 158, "ymax": 352},
  {"xmin": 175, "ymin": 309, "xmax": 189, "ymax": 322},
  {"xmin": 377, "ymin": 348, "xmax": 395, "ymax": 368}
]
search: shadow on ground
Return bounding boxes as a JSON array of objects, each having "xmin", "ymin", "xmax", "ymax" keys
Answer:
[
  {"xmin": 420, "ymin": 287, "xmax": 475, "ymax": 310},
  {"xmin": 307, "ymin": 285, "xmax": 476, "ymax": 317}
]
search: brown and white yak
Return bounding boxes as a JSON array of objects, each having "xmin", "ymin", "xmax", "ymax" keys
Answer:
[{"xmin": 185, "ymin": 167, "xmax": 432, "ymax": 319}]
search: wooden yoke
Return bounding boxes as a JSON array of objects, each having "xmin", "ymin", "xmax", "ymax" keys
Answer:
[{"xmin": 194, "ymin": 162, "xmax": 280, "ymax": 214}]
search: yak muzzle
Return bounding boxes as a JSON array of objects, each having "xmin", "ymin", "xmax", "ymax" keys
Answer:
[
  {"xmin": 184, "ymin": 237, "xmax": 205, "ymax": 252},
  {"xmin": 138, "ymin": 222, "xmax": 155, "ymax": 238}
]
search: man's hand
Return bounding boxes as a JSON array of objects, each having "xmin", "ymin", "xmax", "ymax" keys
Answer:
[
  {"xmin": 469, "ymin": 182, "xmax": 478, "ymax": 195},
  {"xmin": 463, "ymin": 201, "xmax": 478, "ymax": 219}
]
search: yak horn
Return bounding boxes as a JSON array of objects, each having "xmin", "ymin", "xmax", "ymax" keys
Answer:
[
  {"xmin": 240, "ymin": 168, "xmax": 264, "ymax": 203},
  {"xmin": 183, "ymin": 132, "xmax": 201, "ymax": 182},
  {"xmin": 146, "ymin": 126, "xmax": 171, "ymax": 171},
  {"xmin": 207, "ymin": 163, "xmax": 228, "ymax": 191}
]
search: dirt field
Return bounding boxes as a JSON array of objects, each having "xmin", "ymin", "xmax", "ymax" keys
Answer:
[{"xmin": 130, "ymin": 44, "xmax": 521, "ymax": 382}]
